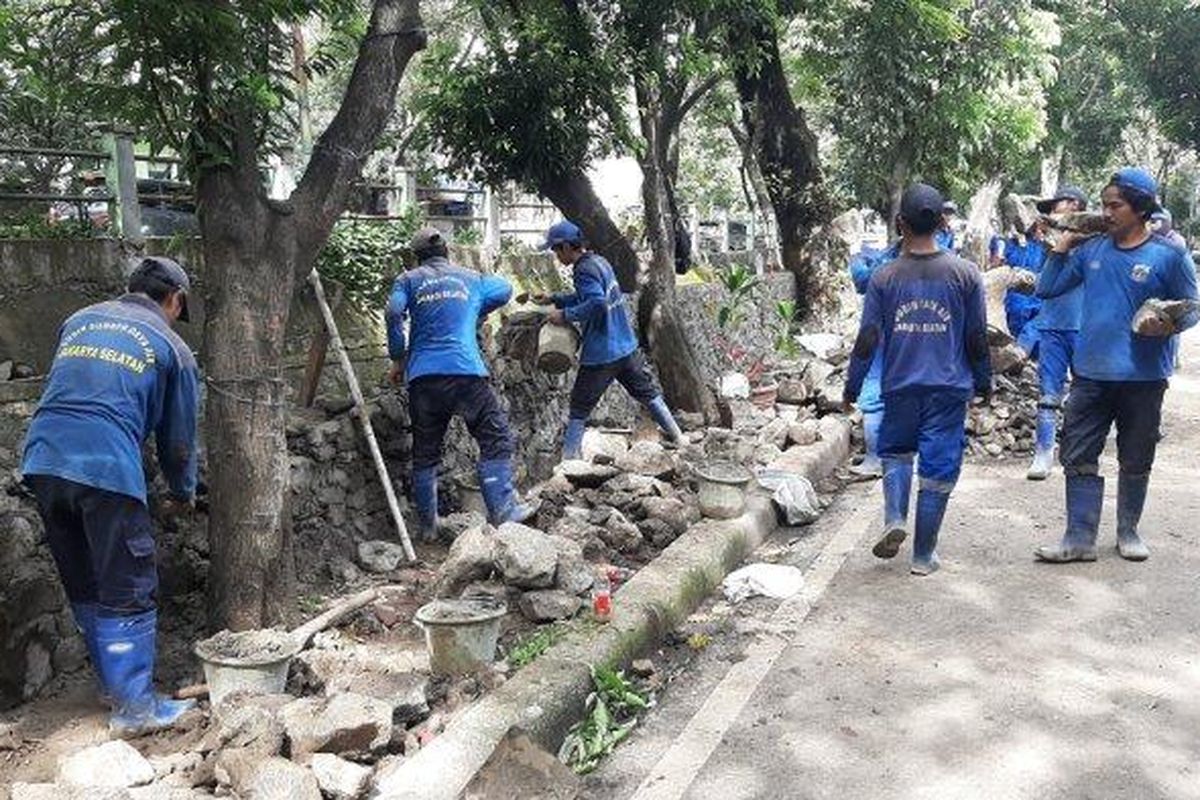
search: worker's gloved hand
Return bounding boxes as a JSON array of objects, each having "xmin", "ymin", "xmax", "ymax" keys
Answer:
[{"xmin": 388, "ymin": 358, "xmax": 407, "ymax": 386}]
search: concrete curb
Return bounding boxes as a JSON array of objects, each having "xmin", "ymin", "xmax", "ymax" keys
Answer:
[{"xmin": 371, "ymin": 416, "xmax": 852, "ymax": 800}]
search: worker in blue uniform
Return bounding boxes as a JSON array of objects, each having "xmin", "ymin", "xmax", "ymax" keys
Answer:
[
  {"xmin": 533, "ymin": 221, "xmax": 683, "ymax": 460},
  {"xmin": 845, "ymin": 184, "xmax": 992, "ymax": 576},
  {"xmin": 1002, "ymin": 222, "xmax": 1051, "ymax": 355},
  {"xmin": 22, "ymin": 256, "xmax": 199, "ymax": 736},
  {"xmin": 1025, "ymin": 186, "xmax": 1088, "ymax": 480},
  {"xmin": 1034, "ymin": 168, "xmax": 1199, "ymax": 563},
  {"xmin": 847, "ymin": 243, "xmax": 899, "ymax": 478},
  {"xmin": 387, "ymin": 228, "xmax": 536, "ymax": 539}
]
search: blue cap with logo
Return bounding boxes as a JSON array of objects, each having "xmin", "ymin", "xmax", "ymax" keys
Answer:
[
  {"xmin": 541, "ymin": 220, "xmax": 584, "ymax": 251},
  {"xmin": 1107, "ymin": 167, "xmax": 1162, "ymax": 212}
]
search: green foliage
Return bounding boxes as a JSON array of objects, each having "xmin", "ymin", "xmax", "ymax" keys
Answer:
[
  {"xmin": 771, "ymin": 299, "xmax": 800, "ymax": 357},
  {"xmin": 558, "ymin": 665, "xmax": 650, "ymax": 774},
  {"xmin": 506, "ymin": 624, "xmax": 567, "ymax": 669},
  {"xmin": 716, "ymin": 263, "xmax": 761, "ymax": 330},
  {"xmin": 1117, "ymin": 0, "xmax": 1200, "ymax": 154},
  {"xmin": 0, "ymin": 212, "xmax": 105, "ymax": 240},
  {"xmin": 314, "ymin": 206, "xmax": 424, "ymax": 307}
]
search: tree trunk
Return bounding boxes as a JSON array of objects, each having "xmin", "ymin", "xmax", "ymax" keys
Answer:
[
  {"xmin": 199, "ymin": 172, "xmax": 299, "ymax": 630},
  {"xmin": 1039, "ymin": 145, "xmax": 1063, "ymax": 199},
  {"xmin": 728, "ymin": 120, "xmax": 781, "ymax": 269},
  {"xmin": 536, "ymin": 168, "xmax": 641, "ymax": 293},
  {"xmin": 200, "ymin": 0, "xmax": 425, "ymax": 631},
  {"xmin": 886, "ymin": 154, "xmax": 910, "ymax": 236},
  {"xmin": 633, "ymin": 78, "xmax": 717, "ymax": 421},
  {"xmin": 728, "ymin": 12, "xmax": 830, "ymax": 317}
]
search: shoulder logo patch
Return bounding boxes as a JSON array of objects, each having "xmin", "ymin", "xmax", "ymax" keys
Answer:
[{"xmin": 1130, "ymin": 263, "xmax": 1152, "ymax": 283}]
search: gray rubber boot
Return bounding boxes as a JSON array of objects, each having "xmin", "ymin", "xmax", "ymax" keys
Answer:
[
  {"xmin": 1116, "ymin": 472, "xmax": 1150, "ymax": 561},
  {"xmin": 1035, "ymin": 474, "xmax": 1102, "ymax": 563}
]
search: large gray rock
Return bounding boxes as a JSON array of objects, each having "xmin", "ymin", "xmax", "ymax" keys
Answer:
[
  {"xmin": 615, "ymin": 441, "xmax": 675, "ymax": 479},
  {"xmin": 216, "ymin": 751, "xmax": 321, "ymax": 800},
  {"xmin": 493, "ymin": 522, "xmax": 557, "ymax": 589},
  {"xmin": 776, "ymin": 377, "xmax": 808, "ymax": 405},
  {"xmin": 757, "ymin": 417, "xmax": 790, "ymax": 450},
  {"xmin": 310, "ymin": 753, "xmax": 372, "ymax": 800},
  {"xmin": 327, "ymin": 671, "xmax": 430, "ymax": 726},
  {"xmin": 198, "ymin": 693, "xmax": 290, "ymax": 757},
  {"xmin": 600, "ymin": 473, "xmax": 669, "ymax": 498},
  {"xmin": 436, "ymin": 524, "xmax": 497, "ymax": 597},
  {"xmin": 12, "ymin": 787, "xmax": 208, "ymax": 800},
  {"xmin": 357, "ymin": 540, "xmax": 405, "ymax": 573},
  {"xmin": 281, "ymin": 692, "xmax": 393, "ymax": 758},
  {"xmin": 439, "ymin": 511, "xmax": 487, "ymax": 541},
  {"xmin": 548, "ymin": 513, "xmax": 608, "ymax": 561},
  {"xmin": 518, "ymin": 589, "xmax": 583, "ymax": 622},
  {"xmin": 639, "ymin": 496, "xmax": 691, "ymax": 536},
  {"xmin": 463, "ymin": 730, "xmax": 580, "ymax": 800},
  {"xmin": 787, "ymin": 419, "xmax": 821, "ymax": 447},
  {"xmin": 550, "ymin": 535, "xmax": 594, "ymax": 595},
  {"xmin": 59, "ymin": 740, "xmax": 154, "ymax": 788},
  {"xmin": 559, "ymin": 460, "xmax": 620, "ymax": 488},
  {"xmin": 591, "ymin": 507, "xmax": 643, "ymax": 552}
]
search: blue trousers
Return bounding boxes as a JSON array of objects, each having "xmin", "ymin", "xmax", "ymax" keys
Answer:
[
  {"xmin": 1060, "ymin": 378, "xmax": 1166, "ymax": 477},
  {"xmin": 409, "ymin": 375, "xmax": 515, "ymax": 469},
  {"xmin": 879, "ymin": 389, "xmax": 969, "ymax": 485},
  {"xmin": 1037, "ymin": 329, "xmax": 1077, "ymax": 406},
  {"xmin": 25, "ymin": 474, "xmax": 157, "ymax": 615},
  {"xmin": 569, "ymin": 350, "xmax": 660, "ymax": 420}
]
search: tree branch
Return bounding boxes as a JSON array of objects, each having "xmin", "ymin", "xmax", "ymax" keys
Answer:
[{"xmin": 293, "ymin": 0, "xmax": 427, "ymax": 266}]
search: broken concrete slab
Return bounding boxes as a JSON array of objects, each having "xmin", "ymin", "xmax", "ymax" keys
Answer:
[
  {"xmin": 217, "ymin": 751, "xmax": 321, "ymax": 800},
  {"xmin": 461, "ymin": 729, "xmax": 581, "ymax": 800},
  {"xmin": 197, "ymin": 693, "xmax": 290, "ymax": 757},
  {"xmin": 615, "ymin": 441, "xmax": 675, "ymax": 479},
  {"xmin": 328, "ymin": 671, "xmax": 430, "ymax": 726},
  {"xmin": 59, "ymin": 740, "xmax": 154, "ymax": 788},
  {"xmin": 559, "ymin": 460, "xmax": 620, "ymax": 488},
  {"xmin": 310, "ymin": 753, "xmax": 372, "ymax": 800},
  {"xmin": 281, "ymin": 692, "xmax": 393, "ymax": 759}
]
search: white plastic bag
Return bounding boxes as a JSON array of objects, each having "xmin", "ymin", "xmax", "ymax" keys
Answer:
[
  {"xmin": 719, "ymin": 371, "xmax": 751, "ymax": 399},
  {"xmin": 721, "ymin": 563, "xmax": 805, "ymax": 603},
  {"xmin": 756, "ymin": 469, "xmax": 821, "ymax": 525}
]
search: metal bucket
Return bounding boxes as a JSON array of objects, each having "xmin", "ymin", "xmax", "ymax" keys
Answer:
[
  {"xmin": 415, "ymin": 598, "xmax": 507, "ymax": 676},
  {"xmin": 695, "ymin": 461, "xmax": 753, "ymax": 519},
  {"xmin": 537, "ymin": 320, "xmax": 579, "ymax": 374},
  {"xmin": 194, "ymin": 629, "xmax": 303, "ymax": 709}
]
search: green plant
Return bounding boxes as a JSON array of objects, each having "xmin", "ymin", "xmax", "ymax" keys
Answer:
[
  {"xmin": 506, "ymin": 624, "xmax": 567, "ymax": 669},
  {"xmin": 771, "ymin": 300, "xmax": 801, "ymax": 358},
  {"xmin": 558, "ymin": 665, "xmax": 650, "ymax": 774},
  {"xmin": 0, "ymin": 211, "xmax": 105, "ymax": 240},
  {"xmin": 715, "ymin": 263, "xmax": 761, "ymax": 330},
  {"xmin": 453, "ymin": 223, "xmax": 483, "ymax": 246},
  {"xmin": 315, "ymin": 205, "xmax": 424, "ymax": 307}
]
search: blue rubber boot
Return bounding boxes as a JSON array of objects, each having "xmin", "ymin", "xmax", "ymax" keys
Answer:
[
  {"xmin": 411, "ymin": 465, "xmax": 439, "ymax": 542},
  {"xmin": 1035, "ymin": 474, "xmax": 1103, "ymax": 563},
  {"xmin": 850, "ymin": 411, "xmax": 884, "ymax": 477},
  {"xmin": 873, "ymin": 455, "xmax": 913, "ymax": 559},
  {"xmin": 562, "ymin": 417, "xmax": 587, "ymax": 461},
  {"xmin": 71, "ymin": 602, "xmax": 111, "ymax": 706},
  {"xmin": 1116, "ymin": 472, "xmax": 1150, "ymax": 561},
  {"xmin": 478, "ymin": 459, "xmax": 538, "ymax": 525},
  {"xmin": 94, "ymin": 610, "xmax": 195, "ymax": 737},
  {"xmin": 1027, "ymin": 408, "xmax": 1057, "ymax": 481},
  {"xmin": 646, "ymin": 396, "xmax": 684, "ymax": 446},
  {"xmin": 911, "ymin": 485, "xmax": 951, "ymax": 575}
]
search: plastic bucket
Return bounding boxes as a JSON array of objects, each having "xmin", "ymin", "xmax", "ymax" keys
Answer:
[
  {"xmin": 415, "ymin": 598, "xmax": 507, "ymax": 676},
  {"xmin": 695, "ymin": 462, "xmax": 753, "ymax": 519},
  {"xmin": 456, "ymin": 475, "xmax": 487, "ymax": 517},
  {"xmin": 193, "ymin": 629, "xmax": 303, "ymax": 709},
  {"xmin": 537, "ymin": 320, "xmax": 579, "ymax": 374}
]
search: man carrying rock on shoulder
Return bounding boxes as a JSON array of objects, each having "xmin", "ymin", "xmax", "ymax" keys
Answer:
[
  {"xmin": 386, "ymin": 227, "xmax": 536, "ymax": 540},
  {"xmin": 1033, "ymin": 168, "xmax": 1199, "ymax": 563},
  {"xmin": 844, "ymin": 184, "xmax": 993, "ymax": 576},
  {"xmin": 531, "ymin": 220, "xmax": 684, "ymax": 460}
]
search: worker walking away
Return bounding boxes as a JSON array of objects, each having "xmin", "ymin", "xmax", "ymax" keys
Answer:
[
  {"xmin": 845, "ymin": 184, "xmax": 992, "ymax": 576},
  {"xmin": 387, "ymin": 228, "xmax": 536, "ymax": 539},
  {"xmin": 1025, "ymin": 186, "xmax": 1088, "ymax": 480},
  {"xmin": 1034, "ymin": 168, "xmax": 1199, "ymax": 563},
  {"xmin": 22, "ymin": 256, "xmax": 199, "ymax": 736},
  {"xmin": 532, "ymin": 221, "xmax": 683, "ymax": 460},
  {"xmin": 846, "ymin": 244, "xmax": 895, "ymax": 478}
]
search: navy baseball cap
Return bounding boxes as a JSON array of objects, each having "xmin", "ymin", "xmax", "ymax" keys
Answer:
[
  {"xmin": 409, "ymin": 226, "xmax": 447, "ymax": 253},
  {"xmin": 541, "ymin": 220, "xmax": 584, "ymax": 251},
  {"xmin": 129, "ymin": 256, "xmax": 191, "ymax": 322},
  {"xmin": 1036, "ymin": 185, "xmax": 1088, "ymax": 214},
  {"xmin": 900, "ymin": 183, "xmax": 944, "ymax": 228},
  {"xmin": 1107, "ymin": 167, "xmax": 1162, "ymax": 211}
]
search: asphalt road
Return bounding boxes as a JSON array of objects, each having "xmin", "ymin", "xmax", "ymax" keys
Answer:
[{"xmin": 585, "ymin": 335, "xmax": 1200, "ymax": 800}]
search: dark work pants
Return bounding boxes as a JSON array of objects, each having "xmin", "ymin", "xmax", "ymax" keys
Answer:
[
  {"xmin": 25, "ymin": 474, "xmax": 158, "ymax": 615},
  {"xmin": 569, "ymin": 350, "xmax": 661, "ymax": 420},
  {"xmin": 877, "ymin": 388, "xmax": 970, "ymax": 487},
  {"xmin": 409, "ymin": 375, "xmax": 515, "ymax": 469},
  {"xmin": 1059, "ymin": 378, "xmax": 1166, "ymax": 477}
]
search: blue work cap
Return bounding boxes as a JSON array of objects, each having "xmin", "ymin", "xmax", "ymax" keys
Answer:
[
  {"xmin": 541, "ymin": 220, "xmax": 584, "ymax": 251},
  {"xmin": 1107, "ymin": 167, "xmax": 1162, "ymax": 211}
]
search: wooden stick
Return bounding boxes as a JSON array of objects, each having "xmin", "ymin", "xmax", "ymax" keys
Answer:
[
  {"xmin": 290, "ymin": 586, "xmax": 381, "ymax": 648},
  {"xmin": 175, "ymin": 683, "xmax": 210, "ymax": 700},
  {"xmin": 300, "ymin": 280, "xmax": 344, "ymax": 408},
  {"xmin": 308, "ymin": 269, "xmax": 416, "ymax": 561}
]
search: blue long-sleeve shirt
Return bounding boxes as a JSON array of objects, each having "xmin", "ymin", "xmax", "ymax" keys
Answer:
[
  {"xmin": 386, "ymin": 256, "xmax": 512, "ymax": 382},
  {"xmin": 1037, "ymin": 234, "xmax": 1199, "ymax": 381},
  {"xmin": 1004, "ymin": 236, "xmax": 1082, "ymax": 332},
  {"xmin": 22, "ymin": 294, "xmax": 199, "ymax": 504},
  {"xmin": 551, "ymin": 252, "xmax": 638, "ymax": 366},
  {"xmin": 845, "ymin": 251, "xmax": 991, "ymax": 400}
]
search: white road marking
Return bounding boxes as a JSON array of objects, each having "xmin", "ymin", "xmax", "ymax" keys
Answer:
[{"xmin": 628, "ymin": 489, "xmax": 881, "ymax": 800}]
